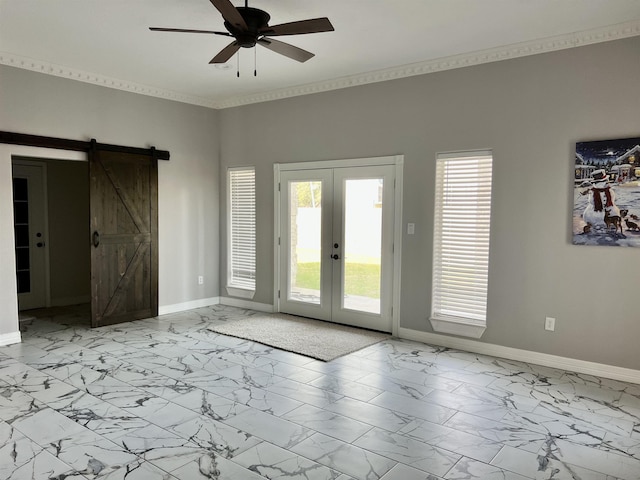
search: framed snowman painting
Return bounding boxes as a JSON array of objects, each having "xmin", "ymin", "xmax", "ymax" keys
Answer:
[{"xmin": 573, "ymin": 136, "xmax": 640, "ymax": 246}]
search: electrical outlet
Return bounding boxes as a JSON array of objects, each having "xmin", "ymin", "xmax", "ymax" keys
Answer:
[
  {"xmin": 545, "ymin": 316, "xmax": 556, "ymax": 331},
  {"xmin": 198, "ymin": 276, "xmax": 204, "ymax": 285}
]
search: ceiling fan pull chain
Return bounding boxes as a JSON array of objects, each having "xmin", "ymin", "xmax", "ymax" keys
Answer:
[
  {"xmin": 237, "ymin": 50, "xmax": 240, "ymax": 78},
  {"xmin": 254, "ymin": 47, "xmax": 257, "ymax": 77}
]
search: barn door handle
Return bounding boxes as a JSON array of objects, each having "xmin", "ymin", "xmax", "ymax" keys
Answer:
[{"xmin": 93, "ymin": 231, "xmax": 100, "ymax": 248}]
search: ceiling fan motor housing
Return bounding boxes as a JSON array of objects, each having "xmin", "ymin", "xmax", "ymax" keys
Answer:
[{"xmin": 225, "ymin": 7, "xmax": 271, "ymax": 47}]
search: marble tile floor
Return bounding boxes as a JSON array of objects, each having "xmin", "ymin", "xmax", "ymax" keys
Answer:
[{"xmin": 2, "ymin": 304, "xmax": 640, "ymax": 479}]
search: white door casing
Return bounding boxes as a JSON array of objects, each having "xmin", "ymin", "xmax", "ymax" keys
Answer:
[{"xmin": 274, "ymin": 156, "xmax": 403, "ymax": 334}]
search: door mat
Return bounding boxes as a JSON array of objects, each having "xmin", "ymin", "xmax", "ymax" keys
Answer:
[{"xmin": 208, "ymin": 314, "xmax": 391, "ymax": 362}]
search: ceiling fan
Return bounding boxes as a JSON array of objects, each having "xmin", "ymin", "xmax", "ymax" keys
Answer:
[{"xmin": 149, "ymin": 0, "xmax": 334, "ymax": 65}]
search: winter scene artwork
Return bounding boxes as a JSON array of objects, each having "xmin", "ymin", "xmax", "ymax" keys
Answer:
[{"xmin": 573, "ymin": 136, "xmax": 640, "ymax": 246}]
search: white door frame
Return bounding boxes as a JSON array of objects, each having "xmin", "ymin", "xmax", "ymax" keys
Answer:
[
  {"xmin": 274, "ymin": 155, "xmax": 404, "ymax": 336},
  {"xmin": 0, "ymin": 145, "xmax": 84, "ymax": 340}
]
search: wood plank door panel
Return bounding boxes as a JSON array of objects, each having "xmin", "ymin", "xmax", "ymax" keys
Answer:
[{"xmin": 90, "ymin": 149, "xmax": 158, "ymax": 327}]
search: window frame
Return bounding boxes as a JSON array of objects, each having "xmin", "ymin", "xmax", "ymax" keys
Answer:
[{"xmin": 430, "ymin": 150, "xmax": 493, "ymax": 338}]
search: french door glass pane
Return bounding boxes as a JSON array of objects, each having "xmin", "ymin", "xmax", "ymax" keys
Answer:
[
  {"xmin": 343, "ymin": 178, "xmax": 382, "ymax": 314},
  {"xmin": 289, "ymin": 181, "xmax": 322, "ymax": 304}
]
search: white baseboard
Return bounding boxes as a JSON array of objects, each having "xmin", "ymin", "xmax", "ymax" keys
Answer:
[
  {"xmin": 219, "ymin": 297, "xmax": 274, "ymax": 313},
  {"xmin": 50, "ymin": 295, "xmax": 90, "ymax": 307},
  {"xmin": 158, "ymin": 297, "xmax": 220, "ymax": 316},
  {"xmin": 0, "ymin": 331, "xmax": 22, "ymax": 346},
  {"xmin": 399, "ymin": 327, "xmax": 640, "ymax": 385}
]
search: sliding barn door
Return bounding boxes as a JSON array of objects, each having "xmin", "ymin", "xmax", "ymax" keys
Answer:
[{"xmin": 89, "ymin": 149, "xmax": 158, "ymax": 327}]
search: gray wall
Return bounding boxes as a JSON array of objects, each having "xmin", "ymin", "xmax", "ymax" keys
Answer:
[
  {"xmin": 219, "ymin": 37, "xmax": 640, "ymax": 370},
  {"xmin": 0, "ymin": 65, "xmax": 220, "ymax": 337}
]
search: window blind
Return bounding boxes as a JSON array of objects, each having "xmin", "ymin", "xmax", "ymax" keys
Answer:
[
  {"xmin": 228, "ymin": 167, "xmax": 256, "ymax": 290},
  {"xmin": 432, "ymin": 151, "xmax": 493, "ymax": 324}
]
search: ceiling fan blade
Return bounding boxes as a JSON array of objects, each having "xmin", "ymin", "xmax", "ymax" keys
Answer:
[
  {"xmin": 258, "ymin": 38, "xmax": 314, "ymax": 63},
  {"xmin": 260, "ymin": 17, "xmax": 334, "ymax": 36},
  {"xmin": 149, "ymin": 27, "xmax": 231, "ymax": 36},
  {"xmin": 210, "ymin": 41, "xmax": 240, "ymax": 63},
  {"xmin": 209, "ymin": 0, "xmax": 248, "ymax": 30}
]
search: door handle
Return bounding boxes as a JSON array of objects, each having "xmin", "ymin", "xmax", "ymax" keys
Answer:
[
  {"xmin": 331, "ymin": 254, "xmax": 340, "ymax": 260},
  {"xmin": 93, "ymin": 231, "xmax": 100, "ymax": 248}
]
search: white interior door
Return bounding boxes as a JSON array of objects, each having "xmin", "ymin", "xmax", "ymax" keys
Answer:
[
  {"xmin": 12, "ymin": 163, "xmax": 48, "ymax": 311},
  {"xmin": 278, "ymin": 165, "xmax": 395, "ymax": 332}
]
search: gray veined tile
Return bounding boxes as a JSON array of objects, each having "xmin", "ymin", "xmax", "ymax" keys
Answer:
[
  {"xmin": 499, "ymin": 409, "xmax": 607, "ymax": 447},
  {"xmin": 444, "ymin": 457, "xmax": 530, "ymax": 479},
  {"xmin": 420, "ymin": 388, "xmax": 511, "ymax": 422},
  {"xmin": 282, "ymin": 404, "xmax": 374, "ymax": 444},
  {"xmin": 533, "ymin": 401, "xmax": 636, "ymax": 438},
  {"xmin": 224, "ymin": 384, "xmax": 304, "ymax": 416},
  {"xmin": 370, "ymin": 391, "xmax": 457, "ymax": 425},
  {"xmin": 599, "ymin": 432, "xmax": 640, "ymax": 461},
  {"xmin": 354, "ymin": 427, "xmax": 461, "ymax": 478},
  {"xmin": 0, "ymin": 384, "xmax": 43, "ymax": 423},
  {"xmin": 171, "ymin": 389, "xmax": 250, "ymax": 421},
  {"xmin": 309, "ymin": 374, "xmax": 384, "ymax": 402},
  {"xmin": 398, "ymin": 418, "xmax": 503, "ymax": 463},
  {"xmin": 487, "ymin": 377, "xmax": 577, "ymax": 406},
  {"xmin": 171, "ymin": 350, "xmax": 236, "ymax": 374},
  {"xmin": 255, "ymin": 358, "xmax": 325, "ymax": 383},
  {"xmin": 169, "ymin": 414, "xmax": 261, "ymax": 458},
  {"xmin": 57, "ymin": 394, "xmax": 151, "ymax": 441},
  {"xmin": 232, "ymin": 441, "xmax": 342, "ymax": 480},
  {"xmin": 9, "ymin": 407, "xmax": 102, "ymax": 447},
  {"xmin": 542, "ymin": 437, "xmax": 640, "ymax": 479},
  {"xmin": 223, "ymin": 407, "xmax": 314, "ymax": 449},
  {"xmin": 324, "ymin": 396, "xmax": 416, "ymax": 433},
  {"xmin": 451, "ymin": 383, "xmax": 541, "ymax": 414},
  {"xmin": 126, "ymin": 397, "xmax": 200, "ymax": 430},
  {"xmin": 380, "ymin": 463, "xmax": 444, "ymax": 479},
  {"xmin": 180, "ymin": 371, "xmax": 245, "ymax": 396},
  {"xmin": 265, "ymin": 378, "xmax": 344, "ymax": 408},
  {"xmin": 443, "ymin": 412, "xmax": 546, "ymax": 454},
  {"xmin": 0, "ymin": 441, "xmax": 84, "ymax": 480},
  {"xmin": 113, "ymin": 423, "xmax": 205, "ymax": 473},
  {"xmin": 170, "ymin": 452, "xmax": 266, "ymax": 479},
  {"xmin": 215, "ymin": 364, "xmax": 287, "ymax": 389},
  {"xmin": 381, "ymin": 368, "xmax": 464, "ymax": 393},
  {"xmin": 491, "ymin": 445, "xmax": 623, "ymax": 480},
  {"xmin": 291, "ymin": 432, "xmax": 397, "ymax": 480},
  {"xmin": 356, "ymin": 372, "xmax": 439, "ymax": 399},
  {"xmin": 50, "ymin": 437, "xmax": 139, "ymax": 478}
]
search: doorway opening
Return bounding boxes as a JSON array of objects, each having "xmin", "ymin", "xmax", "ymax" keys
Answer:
[{"xmin": 12, "ymin": 156, "xmax": 91, "ymax": 327}]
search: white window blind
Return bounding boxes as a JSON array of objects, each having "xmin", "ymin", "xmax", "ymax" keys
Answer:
[
  {"xmin": 228, "ymin": 167, "xmax": 256, "ymax": 291},
  {"xmin": 432, "ymin": 151, "xmax": 493, "ymax": 325}
]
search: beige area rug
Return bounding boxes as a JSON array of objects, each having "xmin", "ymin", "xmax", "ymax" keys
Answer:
[{"xmin": 209, "ymin": 314, "xmax": 391, "ymax": 362}]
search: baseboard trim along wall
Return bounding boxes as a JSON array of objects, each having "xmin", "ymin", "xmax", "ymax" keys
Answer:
[
  {"xmin": 218, "ymin": 297, "xmax": 274, "ymax": 313},
  {"xmin": 158, "ymin": 297, "xmax": 274, "ymax": 316},
  {"xmin": 0, "ymin": 331, "xmax": 21, "ymax": 347},
  {"xmin": 158, "ymin": 297, "xmax": 221, "ymax": 316},
  {"xmin": 399, "ymin": 327, "xmax": 640, "ymax": 385}
]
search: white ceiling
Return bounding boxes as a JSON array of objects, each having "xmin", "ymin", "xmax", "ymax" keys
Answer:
[{"xmin": 2, "ymin": 0, "xmax": 640, "ymax": 109}]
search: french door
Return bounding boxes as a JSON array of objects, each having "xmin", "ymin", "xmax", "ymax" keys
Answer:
[{"xmin": 278, "ymin": 164, "xmax": 395, "ymax": 332}]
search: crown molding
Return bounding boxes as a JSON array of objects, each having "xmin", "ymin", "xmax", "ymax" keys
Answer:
[
  {"xmin": 216, "ymin": 19, "xmax": 640, "ymax": 109},
  {"xmin": 0, "ymin": 53, "xmax": 218, "ymax": 109},
  {"xmin": 2, "ymin": 19, "xmax": 640, "ymax": 110}
]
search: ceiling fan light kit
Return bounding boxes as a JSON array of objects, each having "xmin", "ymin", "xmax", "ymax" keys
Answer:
[{"xmin": 149, "ymin": 0, "xmax": 334, "ymax": 72}]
